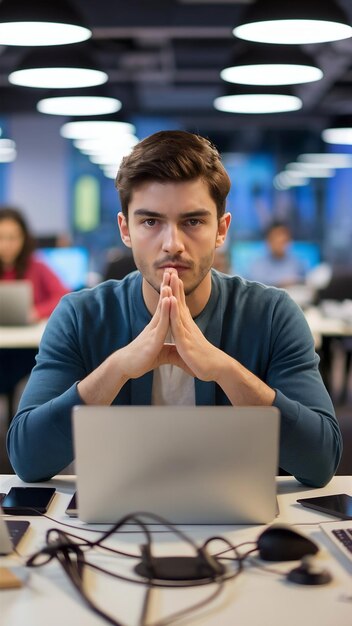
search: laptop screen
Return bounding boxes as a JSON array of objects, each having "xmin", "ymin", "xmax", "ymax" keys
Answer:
[
  {"xmin": 36, "ymin": 247, "xmax": 89, "ymax": 291},
  {"xmin": 72, "ymin": 405, "xmax": 280, "ymax": 524}
]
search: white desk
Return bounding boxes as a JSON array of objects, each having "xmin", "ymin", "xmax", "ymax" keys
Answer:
[
  {"xmin": 1, "ymin": 474, "xmax": 352, "ymax": 626},
  {"xmin": 0, "ymin": 321, "xmax": 46, "ymax": 349},
  {"xmin": 305, "ymin": 306, "xmax": 352, "ymax": 347}
]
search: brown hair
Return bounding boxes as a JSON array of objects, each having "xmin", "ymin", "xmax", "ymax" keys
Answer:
[
  {"xmin": 0, "ymin": 207, "xmax": 35, "ymax": 278},
  {"xmin": 115, "ymin": 130, "xmax": 231, "ymax": 220}
]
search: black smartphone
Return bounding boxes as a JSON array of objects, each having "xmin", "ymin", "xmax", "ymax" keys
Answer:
[
  {"xmin": 297, "ymin": 493, "xmax": 352, "ymax": 520},
  {"xmin": 65, "ymin": 492, "xmax": 77, "ymax": 517},
  {"xmin": 1, "ymin": 487, "xmax": 56, "ymax": 515}
]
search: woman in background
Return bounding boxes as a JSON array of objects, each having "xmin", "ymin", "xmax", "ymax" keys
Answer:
[
  {"xmin": 0, "ymin": 206, "xmax": 69, "ymax": 420},
  {"xmin": 0, "ymin": 206, "xmax": 68, "ymax": 321}
]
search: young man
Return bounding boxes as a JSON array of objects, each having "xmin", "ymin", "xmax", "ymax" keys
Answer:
[
  {"xmin": 249, "ymin": 222, "xmax": 306, "ymax": 287},
  {"xmin": 7, "ymin": 131, "xmax": 341, "ymax": 486}
]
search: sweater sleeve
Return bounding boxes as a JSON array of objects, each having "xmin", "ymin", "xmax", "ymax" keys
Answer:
[
  {"xmin": 267, "ymin": 291, "xmax": 342, "ymax": 488},
  {"xmin": 7, "ymin": 296, "xmax": 86, "ymax": 482}
]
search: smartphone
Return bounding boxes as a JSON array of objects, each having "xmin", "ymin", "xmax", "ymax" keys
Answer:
[
  {"xmin": 297, "ymin": 494, "xmax": 352, "ymax": 520},
  {"xmin": 65, "ymin": 492, "xmax": 78, "ymax": 517},
  {"xmin": 1, "ymin": 487, "xmax": 56, "ymax": 515}
]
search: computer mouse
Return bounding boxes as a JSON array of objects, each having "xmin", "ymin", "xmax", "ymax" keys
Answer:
[{"xmin": 257, "ymin": 524, "xmax": 319, "ymax": 561}]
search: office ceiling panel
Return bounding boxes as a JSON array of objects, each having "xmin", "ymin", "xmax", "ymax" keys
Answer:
[{"xmin": 0, "ymin": 0, "xmax": 352, "ymax": 150}]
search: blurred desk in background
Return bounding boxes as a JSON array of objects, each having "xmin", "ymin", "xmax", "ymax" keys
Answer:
[
  {"xmin": 305, "ymin": 306, "xmax": 352, "ymax": 398},
  {"xmin": 0, "ymin": 321, "xmax": 46, "ymax": 424},
  {"xmin": 0, "ymin": 321, "xmax": 46, "ymax": 349},
  {"xmin": 305, "ymin": 306, "xmax": 352, "ymax": 347}
]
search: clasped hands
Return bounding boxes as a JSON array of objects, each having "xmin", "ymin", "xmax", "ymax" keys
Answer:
[{"xmin": 120, "ymin": 268, "xmax": 225, "ymax": 382}]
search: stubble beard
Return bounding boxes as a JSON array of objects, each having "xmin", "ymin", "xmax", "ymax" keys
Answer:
[{"xmin": 137, "ymin": 252, "xmax": 214, "ymax": 296}]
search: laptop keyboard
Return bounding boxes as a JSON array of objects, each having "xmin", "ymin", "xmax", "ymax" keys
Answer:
[{"xmin": 321, "ymin": 523, "xmax": 352, "ymax": 562}]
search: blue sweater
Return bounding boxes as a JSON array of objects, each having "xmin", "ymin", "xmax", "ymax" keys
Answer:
[{"xmin": 7, "ymin": 271, "xmax": 342, "ymax": 486}]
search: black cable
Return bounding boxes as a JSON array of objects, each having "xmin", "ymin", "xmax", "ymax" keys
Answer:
[
  {"xmin": 212, "ymin": 539, "xmax": 257, "ymax": 557},
  {"xmin": 6, "ymin": 506, "xmax": 176, "ymax": 534},
  {"xmin": 25, "ymin": 512, "xmax": 245, "ymax": 626}
]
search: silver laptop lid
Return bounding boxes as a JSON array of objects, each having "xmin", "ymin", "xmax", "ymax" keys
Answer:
[
  {"xmin": 0, "ymin": 280, "xmax": 33, "ymax": 326},
  {"xmin": 0, "ymin": 507, "xmax": 13, "ymax": 554},
  {"xmin": 73, "ymin": 405, "xmax": 280, "ymax": 525}
]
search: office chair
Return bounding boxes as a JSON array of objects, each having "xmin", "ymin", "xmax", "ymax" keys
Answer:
[{"xmin": 317, "ymin": 268, "xmax": 352, "ymax": 403}]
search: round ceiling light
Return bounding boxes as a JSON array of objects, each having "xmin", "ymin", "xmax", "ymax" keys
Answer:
[
  {"xmin": 37, "ymin": 96, "xmax": 122, "ymax": 116},
  {"xmin": 274, "ymin": 172, "xmax": 309, "ymax": 189},
  {"xmin": 214, "ymin": 93, "xmax": 302, "ymax": 114},
  {"xmin": 233, "ymin": 0, "xmax": 352, "ymax": 45},
  {"xmin": 298, "ymin": 153, "xmax": 352, "ymax": 167},
  {"xmin": 74, "ymin": 135, "xmax": 139, "ymax": 153},
  {"xmin": 0, "ymin": 0, "xmax": 91, "ymax": 46},
  {"xmin": 9, "ymin": 67, "xmax": 108, "ymax": 89},
  {"xmin": 234, "ymin": 19, "xmax": 352, "ymax": 45},
  {"xmin": 286, "ymin": 164, "xmax": 335, "ymax": 178},
  {"xmin": 0, "ymin": 22, "xmax": 91, "ymax": 46},
  {"xmin": 221, "ymin": 63, "xmax": 322, "ymax": 86},
  {"xmin": 60, "ymin": 120, "xmax": 136, "ymax": 140},
  {"xmin": 322, "ymin": 128, "xmax": 352, "ymax": 145}
]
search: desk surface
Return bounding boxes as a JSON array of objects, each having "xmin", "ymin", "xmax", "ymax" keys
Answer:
[
  {"xmin": 0, "ymin": 321, "xmax": 46, "ymax": 349},
  {"xmin": 1, "ymin": 474, "xmax": 352, "ymax": 626},
  {"xmin": 305, "ymin": 306, "xmax": 352, "ymax": 338}
]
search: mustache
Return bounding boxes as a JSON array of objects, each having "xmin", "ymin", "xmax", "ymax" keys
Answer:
[{"xmin": 154, "ymin": 256, "xmax": 193, "ymax": 269}]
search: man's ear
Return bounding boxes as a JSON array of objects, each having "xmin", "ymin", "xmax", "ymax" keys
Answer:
[
  {"xmin": 216, "ymin": 212, "xmax": 231, "ymax": 248},
  {"xmin": 117, "ymin": 212, "xmax": 132, "ymax": 248}
]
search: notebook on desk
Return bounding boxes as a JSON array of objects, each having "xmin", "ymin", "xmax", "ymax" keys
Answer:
[
  {"xmin": 72, "ymin": 405, "xmax": 280, "ymax": 525},
  {"xmin": 0, "ymin": 281, "xmax": 33, "ymax": 326}
]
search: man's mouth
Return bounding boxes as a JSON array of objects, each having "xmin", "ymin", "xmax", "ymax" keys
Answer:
[
  {"xmin": 157, "ymin": 261, "xmax": 191, "ymax": 271},
  {"xmin": 157, "ymin": 261, "xmax": 192, "ymax": 271}
]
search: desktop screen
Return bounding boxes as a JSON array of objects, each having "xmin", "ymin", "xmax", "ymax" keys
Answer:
[
  {"xmin": 230, "ymin": 241, "xmax": 321, "ymax": 279},
  {"xmin": 36, "ymin": 247, "xmax": 89, "ymax": 291}
]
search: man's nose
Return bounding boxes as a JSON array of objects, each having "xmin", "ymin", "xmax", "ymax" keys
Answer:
[{"xmin": 162, "ymin": 224, "xmax": 185, "ymax": 255}]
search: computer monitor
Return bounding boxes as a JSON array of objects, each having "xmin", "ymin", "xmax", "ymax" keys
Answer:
[
  {"xmin": 230, "ymin": 241, "xmax": 321, "ymax": 279},
  {"xmin": 36, "ymin": 247, "xmax": 89, "ymax": 291}
]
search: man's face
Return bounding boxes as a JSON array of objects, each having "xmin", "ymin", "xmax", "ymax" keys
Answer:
[
  {"xmin": 118, "ymin": 178, "xmax": 230, "ymax": 304},
  {"xmin": 268, "ymin": 226, "xmax": 291, "ymax": 259}
]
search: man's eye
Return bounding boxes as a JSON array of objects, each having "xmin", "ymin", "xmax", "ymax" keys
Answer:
[
  {"xmin": 186, "ymin": 219, "xmax": 201, "ymax": 227},
  {"xmin": 144, "ymin": 218, "xmax": 157, "ymax": 227}
]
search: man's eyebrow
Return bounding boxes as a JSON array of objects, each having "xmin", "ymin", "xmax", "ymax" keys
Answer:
[{"xmin": 132, "ymin": 208, "xmax": 213, "ymax": 218}]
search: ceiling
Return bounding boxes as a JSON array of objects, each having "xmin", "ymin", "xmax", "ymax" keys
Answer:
[{"xmin": 2, "ymin": 0, "xmax": 352, "ymax": 153}]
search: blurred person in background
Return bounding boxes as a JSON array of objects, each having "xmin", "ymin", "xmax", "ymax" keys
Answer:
[
  {"xmin": 249, "ymin": 222, "xmax": 305, "ymax": 288},
  {"xmin": 0, "ymin": 207, "xmax": 69, "ymax": 415},
  {"xmin": 0, "ymin": 207, "xmax": 69, "ymax": 322}
]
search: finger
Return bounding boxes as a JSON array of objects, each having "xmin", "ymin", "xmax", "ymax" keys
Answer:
[
  {"xmin": 164, "ymin": 267, "xmax": 178, "ymax": 278},
  {"xmin": 170, "ymin": 271, "xmax": 181, "ymax": 302},
  {"xmin": 177, "ymin": 275, "xmax": 187, "ymax": 307},
  {"xmin": 160, "ymin": 285, "xmax": 172, "ymax": 299},
  {"xmin": 170, "ymin": 274, "xmax": 189, "ymax": 324},
  {"xmin": 148, "ymin": 286, "xmax": 170, "ymax": 330},
  {"xmin": 162, "ymin": 269, "xmax": 172, "ymax": 287},
  {"xmin": 169, "ymin": 295, "xmax": 184, "ymax": 340},
  {"xmin": 159, "ymin": 344, "xmax": 195, "ymax": 376},
  {"xmin": 156, "ymin": 296, "xmax": 171, "ymax": 339}
]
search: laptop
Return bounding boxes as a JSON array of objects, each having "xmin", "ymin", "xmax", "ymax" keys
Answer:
[
  {"xmin": 0, "ymin": 508, "xmax": 30, "ymax": 555},
  {"xmin": 321, "ymin": 521, "xmax": 352, "ymax": 563},
  {"xmin": 72, "ymin": 405, "xmax": 280, "ymax": 524},
  {"xmin": 0, "ymin": 281, "xmax": 33, "ymax": 326}
]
